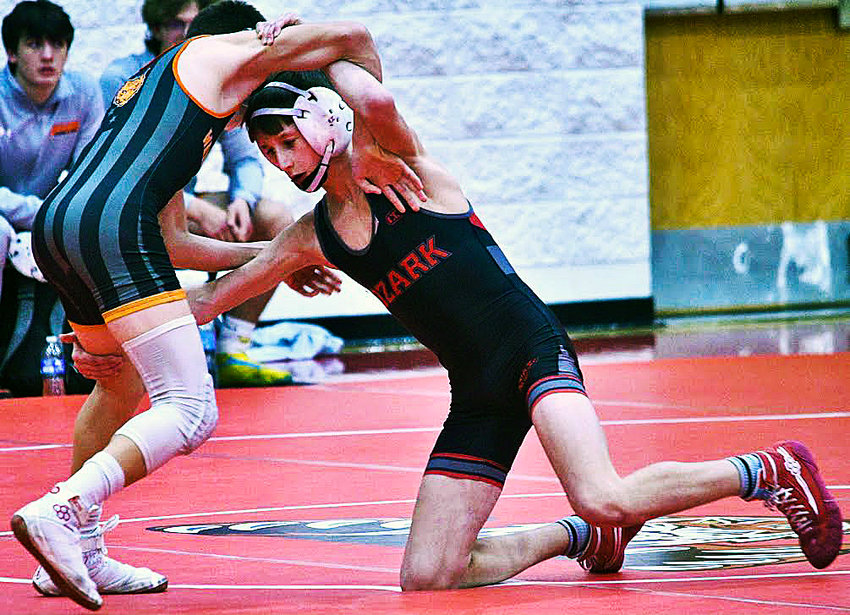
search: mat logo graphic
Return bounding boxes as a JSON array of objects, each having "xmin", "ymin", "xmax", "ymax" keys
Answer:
[{"xmin": 148, "ymin": 515, "xmax": 850, "ymax": 572}]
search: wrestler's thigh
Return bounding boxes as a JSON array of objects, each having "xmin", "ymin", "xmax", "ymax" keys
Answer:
[
  {"xmin": 69, "ymin": 323, "xmax": 144, "ymax": 398},
  {"xmin": 532, "ymin": 392, "xmax": 619, "ymax": 494},
  {"xmin": 403, "ymin": 474, "xmax": 500, "ymax": 570},
  {"xmin": 71, "ymin": 323, "xmax": 122, "ymax": 355}
]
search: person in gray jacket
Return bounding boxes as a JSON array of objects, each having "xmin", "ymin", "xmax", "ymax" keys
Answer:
[{"xmin": 0, "ymin": 0, "xmax": 102, "ymax": 302}]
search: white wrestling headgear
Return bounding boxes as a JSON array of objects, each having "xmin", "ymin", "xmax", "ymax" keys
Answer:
[{"xmin": 250, "ymin": 82, "xmax": 354, "ymax": 192}]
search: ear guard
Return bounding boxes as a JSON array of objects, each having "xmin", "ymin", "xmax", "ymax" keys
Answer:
[{"xmin": 250, "ymin": 82, "xmax": 354, "ymax": 192}]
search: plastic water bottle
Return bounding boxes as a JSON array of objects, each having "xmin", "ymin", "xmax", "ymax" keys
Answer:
[
  {"xmin": 199, "ymin": 321, "xmax": 218, "ymax": 387},
  {"xmin": 41, "ymin": 335, "xmax": 66, "ymax": 396}
]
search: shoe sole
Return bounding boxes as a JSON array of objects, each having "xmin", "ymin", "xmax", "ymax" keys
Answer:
[
  {"xmin": 11, "ymin": 515, "xmax": 102, "ymax": 611},
  {"xmin": 34, "ymin": 577, "xmax": 168, "ymax": 597},
  {"xmin": 778, "ymin": 440, "xmax": 844, "ymax": 569},
  {"xmin": 103, "ymin": 578, "xmax": 168, "ymax": 595}
]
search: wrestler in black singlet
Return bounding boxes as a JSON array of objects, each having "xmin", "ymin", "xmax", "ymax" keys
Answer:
[
  {"xmin": 32, "ymin": 38, "xmax": 234, "ymax": 326},
  {"xmin": 314, "ymin": 194, "xmax": 588, "ymax": 487}
]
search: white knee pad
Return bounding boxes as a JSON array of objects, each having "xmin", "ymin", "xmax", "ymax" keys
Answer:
[{"xmin": 114, "ymin": 315, "xmax": 219, "ymax": 473}]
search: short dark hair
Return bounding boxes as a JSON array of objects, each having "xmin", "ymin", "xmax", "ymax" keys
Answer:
[
  {"xmin": 142, "ymin": 0, "xmax": 214, "ymax": 54},
  {"xmin": 142, "ymin": 0, "xmax": 210, "ymax": 29},
  {"xmin": 186, "ymin": 0, "xmax": 264, "ymax": 38},
  {"xmin": 245, "ymin": 70, "xmax": 334, "ymax": 138},
  {"xmin": 2, "ymin": 0, "xmax": 74, "ymax": 64}
]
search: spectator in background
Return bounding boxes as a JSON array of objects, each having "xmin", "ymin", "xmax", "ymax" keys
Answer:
[
  {"xmin": 100, "ymin": 0, "xmax": 296, "ymax": 387},
  {"xmin": 0, "ymin": 0, "xmax": 103, "ymax": 397},
  {"xmin": 0, "ymin": 0, "xmax": 102, "ymax": 303}
]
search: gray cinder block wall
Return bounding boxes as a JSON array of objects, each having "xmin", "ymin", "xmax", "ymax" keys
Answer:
[{"xmin": 1, "ymin": 0, "xmax": 652, "ymax": 320}]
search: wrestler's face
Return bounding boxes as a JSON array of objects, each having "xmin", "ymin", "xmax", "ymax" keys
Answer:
[{"xmin": 254, "ymin": 123, "xmax": 321, "ymax": 185}]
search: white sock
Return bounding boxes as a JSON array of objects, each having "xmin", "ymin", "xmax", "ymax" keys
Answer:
[
  {"xmin": 56, "ymin": 451, "xmax": 125, "ymax": 512},
  {"xmin": 217, "ymin": 315, "xmax": 255, "ymax": 355}
]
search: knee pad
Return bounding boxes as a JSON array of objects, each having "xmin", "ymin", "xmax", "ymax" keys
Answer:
[
  {"xmin": 114, "ymin": 315, "xmax": 219, "ymax": 473},
  {"xmin": 183, "ymin": 372, "xmax": 218, "ymax": 452}
]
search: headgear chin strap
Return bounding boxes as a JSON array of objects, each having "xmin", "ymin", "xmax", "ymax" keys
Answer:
[{"xmin": 250, "ymin": 82, "xmax": 354, "ymax": 192}]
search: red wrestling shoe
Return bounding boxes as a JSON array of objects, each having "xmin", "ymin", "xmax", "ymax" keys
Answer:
[
  {"xmin": 577, "ymin": 523, "xmax": 643, "ymax": 573},
  {"xmin": 754, "ymin": 440, "xmax": 843, "ymax": 569}
]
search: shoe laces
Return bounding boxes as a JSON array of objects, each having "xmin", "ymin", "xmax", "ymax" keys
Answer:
[
  {"xmin": 763, "ymin": 486, "xmax": 813, "ymax": 535},
  {"xmin": 80, "ymin": 515, "xmax": 120, "ymax": 570}
]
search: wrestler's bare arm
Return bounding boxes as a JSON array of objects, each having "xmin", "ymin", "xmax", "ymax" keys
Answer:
[
  {"xmin": 326, "ymin": 60, "xmax": 468, "ymax": 209},
  {"xmin": 187, "ymin": 210, "xmax": 329, "ymax": 324},
  {"xmin": 325, "ymin": 60, "xmax": 419, "ymax": 159},
  {"xmin": 176, "ymin": 21, "xmax": 380, "ymax": 115},
  {"xmin": 159, "ymin": 191, "xmax": 267, "ymax": 271}
]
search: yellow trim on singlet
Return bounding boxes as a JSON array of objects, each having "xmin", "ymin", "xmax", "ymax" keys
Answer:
[
  {"xmin": 67, "ymin": 321, "xmax": 108, "ymax": 332},
  {"xmin": 102, "ymin": 289, "xmax": 187, "ymax": 323},
  {"xmin": 173, "ymin": 36, "xmax": 243, "ymax": 119}
]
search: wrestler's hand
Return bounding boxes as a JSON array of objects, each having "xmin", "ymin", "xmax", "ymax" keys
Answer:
[
  {"xmin": 186, "ymin": 195, "xmax": 235, "ymax": 242},
  {"xmin": 352, "ymin": 139, "xmax": 426, "ymax": 213},
  {"xmin": 256, "ymin": 12, "xmax": 301, "ymax": 46},
  {"xmin": 226, "ymin": 198, "xmax": 254, "ymax": 242},
  {"xmin": 285, "ymin": 265, "xmax": 342, "ymax": 297},
  {"xmin": 58, "ymin": 332, "xmax": 123, "ymax": 380},
  {"xmin": 186, "ymin": 284, "xmax": 219, "ymax": 326}
]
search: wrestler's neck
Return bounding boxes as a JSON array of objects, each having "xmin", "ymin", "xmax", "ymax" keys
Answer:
[
  {"xmin": 322, "ymin": 159, "xmax": 376, "ymax": 251},
  {"xmin": 322, "ymin": 156, "xmax": 364, "ymax": 208}
]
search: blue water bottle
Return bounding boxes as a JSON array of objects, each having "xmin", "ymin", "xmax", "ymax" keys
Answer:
[{"xmin": 41, "ymin": 335, "xmax": 66, "ymax": 396}]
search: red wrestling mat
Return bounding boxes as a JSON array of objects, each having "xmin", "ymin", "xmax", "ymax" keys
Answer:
[{"xmin": 1, "ymin": 353, "xmax": 849, "ymax": 614}]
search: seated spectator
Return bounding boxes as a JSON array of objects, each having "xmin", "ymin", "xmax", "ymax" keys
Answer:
[
  {"xmin": 0, "ymin": 0, "xmax": 103, "ymax": 395},
  {"xmin": 0, "ymin": 0, "xmax": 102, "ymax": 303},
  {"xmin": 100, "ymin": 0, "xmax": 298, "ymax": 387}
]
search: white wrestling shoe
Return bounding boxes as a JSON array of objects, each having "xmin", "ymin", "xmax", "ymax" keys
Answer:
[
  {"xmin": 11, "ymin": 491, "xmax": 102, "ymax": 610},
  {"xmin": 8, "ymin": 230, "xmax": 46, "ymax": 283},
  {"xmin": 33, "ymin": 514, "xmax": 168, "ymax": 596}
]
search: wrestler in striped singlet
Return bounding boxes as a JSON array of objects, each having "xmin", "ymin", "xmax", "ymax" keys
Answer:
[{"xmin": 32, "ymin": 38, "xmax": 236, "ymax": 327}]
